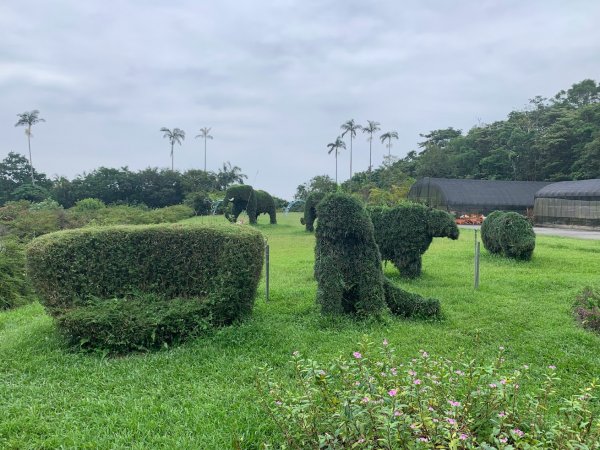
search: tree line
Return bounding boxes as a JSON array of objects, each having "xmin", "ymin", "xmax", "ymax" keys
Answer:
[{"xmin": 0, "ymin": 153, "xmax": 248, "ymax": 209}]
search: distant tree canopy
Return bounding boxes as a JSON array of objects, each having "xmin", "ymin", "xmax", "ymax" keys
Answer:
[{"xmin": 0, "ymin": 154, "xmax": 248, "ymax": 208}]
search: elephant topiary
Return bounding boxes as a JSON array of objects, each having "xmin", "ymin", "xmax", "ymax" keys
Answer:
[
  {"xmin": 223, "ymin": 185, "xmax": 276, "ymax": 225},
  {"xmin": 369, "ymin": 203, "xmax": 459, "ymax": 278},
  {"xmin": 300, "ymin": 191, "xmax": 326, "ymax": 232},
  {"xmin": 481, "ymin": 211, "xmax": 535, "ymax": 260},
  {"xmin": 314, "ymin": 193, "xmax": 440, "ymax": 318}
]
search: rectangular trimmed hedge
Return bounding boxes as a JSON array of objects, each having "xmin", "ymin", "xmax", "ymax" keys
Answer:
[{"xmin": 26, "ymin": 223, "xmax": 265, "ymax": 351}]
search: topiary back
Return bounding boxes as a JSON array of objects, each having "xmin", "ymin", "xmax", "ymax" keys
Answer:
[
  {"xmin": 481, "ymin": 211, "xmax": 535, "ymax": 260},
  {"xmin": 27, "ymin": 223, "xmax": 265, "ymax": 352},
  {"xmin": 301, "ymin": 191, "xmax": 326, "ymax": 232},
  {"xmin": 255, "ymin": 190, "xmax": 277, "ymax": 224}
]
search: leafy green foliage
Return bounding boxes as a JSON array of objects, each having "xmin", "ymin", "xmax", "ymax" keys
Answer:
[
  {"xmin": 574, "ymin": 286, "xmax": 600, "ymax": 334},
  {"xmin": 315, "ymin": 193, "xmax": 386, "ymax": 316},
  {"xmin": 481, "ymin": 211, "xmax": 536, "ymax": 260},
  {"xmin": 26, "ymin": 223, "xmax": 265, "ymax": 352},
  {"xmin": 184, "ymin": 191, "xmax": 212, "ymax": 215},
  {"xmin": 369, "ymin": 203, "xmax": 459, "ymax": 278},
  {"xmin": 258, "ymin": 340, "xmax": 600, "ymax": 448},
  {"xmin": 11, "ymin": 183, "xmax": 50, "ymax": 202},
  {"xmin": 300, "ymin": 191, "xmax": 326, "ymax": 231},
  {"xmin": 0, "ymin": 238, "xmax": 34, "ymax": 310}
]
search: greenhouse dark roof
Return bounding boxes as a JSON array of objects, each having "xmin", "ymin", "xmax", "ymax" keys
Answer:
[
  {"xmin": 409, "ymin": 177, "xmax": 551, "ymax": 210},
  {"xmin": 535, "ymin": 179, "xmax": 600, "ymax": 201}
]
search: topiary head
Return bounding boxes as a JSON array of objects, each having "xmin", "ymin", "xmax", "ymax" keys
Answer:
[
  {"xmin": 428, "ymin": 208, "xmax": 459, "ymax": 240},
  {"xmin": 316, "ymin": 193, "xmax": 373, "ymax": 242}
]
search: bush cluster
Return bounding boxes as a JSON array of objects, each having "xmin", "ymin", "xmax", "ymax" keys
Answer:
[
  {"xmin": 0, "ymin": 238, "xmax": 34, "ymax": 310},
  {"xmin": 574, "ymin": 286, "xmax": 600, "ymax": 334},
  {"xmin": 314, "ymin": 193, "xmax": 440, "ymax": 319},
  {"xmin": 257, "ymin": 340, "xmax": 600, "ymax": 448},
  {"xmin": 369, "ymin": 203, "xmax": 459, "ymax": 278},
  {"xmin": 223, "ymin": 185, "xmax": 277, "ymax": 224},
  {"xmin": 481, "ymin": 211, "xmax": 535, "ymax": 260},
  {"xmin": 300, "ymin": 191, "xmax": 326, "ymax": 231},
  {"xmin": 26, "ymin": 223, "xmax": 265, "ymax": 352}
]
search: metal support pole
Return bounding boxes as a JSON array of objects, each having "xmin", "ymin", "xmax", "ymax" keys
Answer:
[
  {"xmin": 265, "ymin": 242, "xmax": 270, "ymax": 302},
  {"xmin": 474, "ymin": 241, "xmax": 480, "ymax": 289}
]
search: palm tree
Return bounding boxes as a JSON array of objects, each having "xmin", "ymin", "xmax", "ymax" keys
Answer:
[
  {"xmin": 217, "ymin": 161, "xmax": 247, "ymax": 190},
  {"xmin": 327, "ymin": 136, "xmax": 346, "ymax": 184},
  {"xmin": 15, "ymin": 110, "xmax": 45, "ymax": 185},
  {"xmin": 195, "ymin": 127, "xmax": 213, "ymax": 172},
  {"xmin": 361, "ymin": 120, "xmax": 381, "ymax": 172},
  {"xmin": 380, "ymin": 131, "xmax": 399, "ymax": 156},
  {"xmin": 340, "ymin": 119, "xmax": 361, "ymax": 178},
  {"xmin": 160, "ymin": 127, "xmax": 185, "ymax": 170}
]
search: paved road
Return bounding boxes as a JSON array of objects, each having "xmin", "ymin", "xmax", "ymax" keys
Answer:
[{"xmin": 459, "ymin": 225, "xmax": 600, "ymax": 240}]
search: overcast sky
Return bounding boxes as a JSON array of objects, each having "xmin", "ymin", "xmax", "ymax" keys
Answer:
[{"xmin": 1, "ymin": 1, "xmax": 599, "ymax": 199}]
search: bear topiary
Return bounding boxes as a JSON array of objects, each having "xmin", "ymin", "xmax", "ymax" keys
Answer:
[
  {"xmin": 314, "ymin": 193, "xmax": 440, "ymax": 318},
  {"xmin": 369, "ymin": 203, "xmax": 459, "ymax": 278},
  {"xmin": 223, "ymin": 185, "xmax": 277, "ymax": 224},
  {"xmin": 300, "ymin": 191, "xmax": 326, "ymax": 232},
  {"xmin": 481, "ymin": 211, "xmax": 535, "ymax": 260}
]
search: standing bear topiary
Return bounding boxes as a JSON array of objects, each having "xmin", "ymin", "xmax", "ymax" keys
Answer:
[
  {"xmin": 481, "ymin": 211, "xmax": 535, "ymax": 260},
  {"xmin": 368, "ymin": 203, "xmax": 459, "ymax": 278},
  {"xmin": 223, "ymin": 185, "xmax": 276, "ymax": 224},
  {"xmin": 314, "ymin": 193, "xmax": 440, "ymax": 318},
  {"xmin": 300, "ymin": 191, "xmax": 326, "ymax": 232}
]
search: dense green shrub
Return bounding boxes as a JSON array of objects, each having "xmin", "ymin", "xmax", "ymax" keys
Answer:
[
  {"xmin": 258, "ymin": 340, "xmax": 600, "ymax": 448},
  {"xmin": 71, "ymin": 198, "xmax": 106, "ymax": 212},
  {"xmin": 574, "ymin": 286, "xmax": 600, "ymax": 334},
  {"xmin": 27, "ymin": 223, "xmax": 265, "ymax": 352},
  {"xmin": 11, "ymin": 183, "xmax": 50, "ymax": 202},
  {"xmin": 184, "ymin": 191, "xmax": 212, "ymax": 215},
  {"xmin": 481, "ymin": 211, "xmax": 535, "ymax": 260},
  {"xmin": 300, "ymin": 191, "xmax": 326, "ymax": 232},
  {"xmin": 314, "ymin": 193, "xmax": 439, "ymax": 318},
  {"xmin": 0, "ymin": 238, "xmax": 34, "ymax": 309},
  {"xmin": 255, "ymin": 190, "xmax": 277, "ymax": 224},
  {"xmin": 369, "ymin": 203, "xmax": 459, "ymax": 278}
]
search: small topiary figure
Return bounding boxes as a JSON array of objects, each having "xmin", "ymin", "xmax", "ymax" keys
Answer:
[
  {"xmin": 255, "ymin": 190, "xmax": 277, "ymax": 224},
  {"xmin": 300, "ymin": 191, "xmax": 326, "ymax": 232},
  {"xmin": 481, "ymin": 211, "xmax": 535, "ymax": 260},
  {"xmin": 314, "ymin": 193, "xmax": 440, "ymax": 318},
  {"xmin": 369, "ymin": 203, "xmax": 459, "ymax": 278}
]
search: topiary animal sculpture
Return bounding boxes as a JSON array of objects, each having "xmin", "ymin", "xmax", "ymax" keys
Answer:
[
  {"xmin": 223, "ymin": 185, "xmax": 277, "ymax": 225},
  {"xmin": 481, "ymin": 211, "xmax": 535, "ymax": 260},
  {"xmin": 300, "ymin": 191, "xmax": 326, "ymax": 232},
  {"xmin": 314, "ymin": 193, "xmax": 440, "ymax": 318},
  {"xmin": 369, "ymin": 203, "xmax": 459, "ymax": 278}
]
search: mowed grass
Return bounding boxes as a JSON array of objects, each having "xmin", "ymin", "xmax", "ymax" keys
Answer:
[{"xmin": 1, "ymin": 212, "xmax": 600, "ymax": 448}]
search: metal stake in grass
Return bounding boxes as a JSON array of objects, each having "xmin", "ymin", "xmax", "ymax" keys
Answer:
[
  {"xmin": 265, "ymin": 240, "xmax": 270, "ymax": 302},
  {"xmin": 474, "ymin": 241, "xmax": 480, "ymax": 290}
]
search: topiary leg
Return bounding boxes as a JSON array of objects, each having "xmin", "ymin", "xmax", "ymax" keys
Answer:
[
  {"xmin": 315, "ymin": 256, "xmax": 345, "ymax": 315},
  {"xmin": 398, "ymin": 255, "xmax": 422, "ymax": 278}
]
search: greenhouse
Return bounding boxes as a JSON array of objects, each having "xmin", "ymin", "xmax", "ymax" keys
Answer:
[
  {"xmin": 408, "ymin": 177, "xmax": 551, "ymax": 215},
  {"xmin": 534, "ymin": 179, "xmax": 600, "ymax": 228}
]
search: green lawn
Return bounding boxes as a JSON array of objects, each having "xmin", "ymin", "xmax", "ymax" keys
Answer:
[{"xmin": 1, "ymin": 212, "xmax": 599, "ymax": 448}]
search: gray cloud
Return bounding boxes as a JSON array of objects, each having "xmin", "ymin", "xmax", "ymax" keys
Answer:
[{"xmin": 1, "ymin": 0, "xmax": 600, "ymax": 199}]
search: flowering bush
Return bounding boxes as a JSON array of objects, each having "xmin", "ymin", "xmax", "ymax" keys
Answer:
[
  {"xmin": 257, "ymin": 340, "xmax": 599, "ymax": 448},
  {"xmin": 575, "ymin": 286, "xmax": 600, "ymax": 334}
]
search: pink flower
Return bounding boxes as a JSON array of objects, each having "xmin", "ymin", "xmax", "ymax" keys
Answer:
[
  {"xmin": 455, "ymin": 370, "xmax": 465, "ymax": 376},
  {"xmin": 460, "ymin": 433, "xmax": 468, "ymax": 440},
  {"xmin": 391, "ymin": 367, "xmax": 398, "ymax": 376},
  {"xmin": 515, "ymin": 384, "xmax": 520, "ymax": 389},
  {"xmin": 394, "ymin": 410, "xmax": 402, "ymax": 417},
  {"xmin": 489, "ymin": 383, "xmax": 497, "ymax": 388},
  {"xmin": 410, "ymin": 423, "xmax": 417, "ymax": 429},
  {"xmin": 548, "ymin": 365, "xmax": 556, "ymax": 370},
  {"xmin": 275, "ymin": 400, "xmax": 282, "ymax": 406},
  {"xmin": 353, "ymin": 352, "xmax": 362, "ymax": 359},
  {"xmin": 421, "ymin": 351, "xmax": 429, "ymax": 358},
  {"xmin": 414, "ymin": 379, "xmax": 422, "ymax": 385},
  {"xmin": 419, "ymin": 437, "xmax": 429, "ymax": 442},
  {"xmin": 354, "ymin": 381, "xmax": 361, "ymax": 386},
  {"xmin": 383, "ymin": 339, "xmax": 389, "ymax": 346},
  {"xmin": 498, "ymin": 411, "xmax": 506, "ymax": 418},
  {"xmin": 513, "ymin": 428, "xmax": 524, "ymax": 437},
  {"xmin": 408, "ymin": 370, "xmax": 417, "ymax": 376},
  {"xmin": 428, "ymin": 406, "xmax": 434, "ymax": 411},
  {"xmin": 358, "ymin": 438, "xmax": 365, "ymax": 443},
  {"xmin": 500, "ymin": 437, "xmax": 508, "ymax": 443},
  {"xmin": 388, "ymin": 389, "xmax": 397, "ymax": 397},
  {"xmin": 446, "ymin": 418, "xmax": 456, "ymax": 425},
  {"xmin": 448, "ymin": 400, "xmax": 461, "ymax": 407},
  {"xmin": 432, "ymin": 418, "xmax": 439, "ymax": 423},
  {"xmin": 500, "ymin": 379, "xmax": 507, "ymax": 385},
  {"xmin": 292, "ymin": 351, "xmax": 300, "ymax": 357},
  {"xmin": 361, "ymin": 397, "xmax": 370, "ymax": 404}
]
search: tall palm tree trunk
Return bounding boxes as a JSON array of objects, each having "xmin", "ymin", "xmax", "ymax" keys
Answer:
[
  {"xmin": 349, "ymin": 137, "xmax": 353, "ymax": 179},
  {"xmin": 204, "ymin": 137, "xmax": 207, "ymax": 172},
  {"xmin": 171, "ymin": 142, "xmax": 174, "ymax": 170},
  {"xmin": 335, "ymin": 152, "xmax": 338, "ymax": 184},
  {"xmin": 369, "ymin": 135, "xmax": 372, "ymax": 172},
  {"xmin": 27, "ymin": 126, "xmax": 35, "ymax": 185},
  {"xmin": 387, "ymin": 139, "xmax": 391, "ymax": 157}
]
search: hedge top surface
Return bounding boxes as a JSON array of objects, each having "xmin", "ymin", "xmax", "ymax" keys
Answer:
[{"xmin": 27, "ymin": 222, "xmax": 265, "ymax": 313}]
